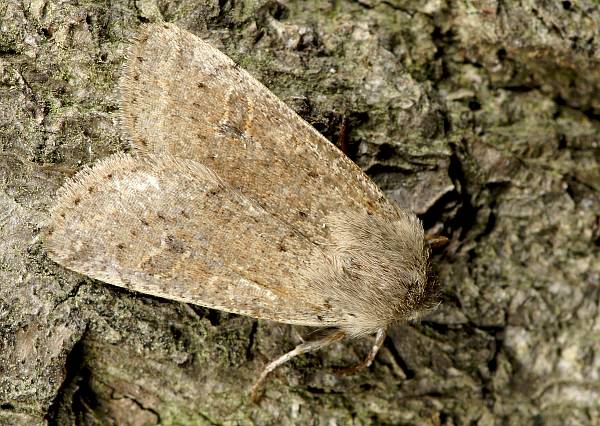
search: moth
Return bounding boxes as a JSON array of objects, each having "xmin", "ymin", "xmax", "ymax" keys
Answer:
[{"xmin": 43, "ymin": 22, "xmax": 441, "ymax": 400}]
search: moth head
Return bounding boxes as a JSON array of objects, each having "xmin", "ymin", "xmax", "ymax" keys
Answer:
[{"xmin": 308, "ymin": 210, "xmax": 441, "ymax": 337}]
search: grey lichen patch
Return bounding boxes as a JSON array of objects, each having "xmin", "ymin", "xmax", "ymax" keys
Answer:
[
  {"xmin": 448, "ymin": 1, "xmax": 600, "ymax": 113},
  {"xmin": 439, "ymin": 18, "xmax": 600, "ymax": 419}
]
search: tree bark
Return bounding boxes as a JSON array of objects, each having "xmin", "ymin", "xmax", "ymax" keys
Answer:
[{"xmin": 1, "ymin": 0, "xmax": 599, "ymax": 424}]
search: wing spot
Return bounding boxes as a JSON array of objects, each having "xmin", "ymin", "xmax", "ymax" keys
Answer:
[
  {"xmin": 116, "ymin": 243, "xmax": 125, "ymax": 250},
  {"xmin": 298, "ymin": 211, "xmax": 308, "ymax": 218},
  {"xmin": 73, "ymin": 197, "xmax": 81, "ymax": 205},
  {"xmin": 165, "ymin": 235, "xmax": 185, "ymax": 253},
  {"xmin": 219, "ymin": 123, "xmax": 245, "ymax": 139},
  {"xmin": 206, "ymin": 188, "xmax": 220, "ymax": 197},
  {"xmin": 140, "ymin": 218, "xmax": 149, "ymax": 226},
  {"xmin": 87, "ymin": 186, "xmax": 94, "ymax": 193}
]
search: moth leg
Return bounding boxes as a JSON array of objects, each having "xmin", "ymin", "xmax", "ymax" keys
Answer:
[
  {"xmin": 250, "ymin": 329, "xmax": 346, "ymax": 402},
  {"xmin": 292, "ymin": 329, "xmax": 306, "ymax": 343},
  {"xmin": 334, "ymin": 327, "xmax": 387, "ymax": 376},
  {"xmin": 425, "ymin": 233, "xmax": 449, "ymax": 250}
]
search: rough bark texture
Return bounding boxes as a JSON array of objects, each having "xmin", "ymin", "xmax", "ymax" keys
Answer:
[{"xmin": 1, "ymin": 0, "xmax": 598, "ymax": 425}]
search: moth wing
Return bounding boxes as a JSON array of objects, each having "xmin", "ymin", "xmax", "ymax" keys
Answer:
[
  {"xmin": 43, "ymin": 153, "xmax": 341, "ymax": 327},
  {"xmin": 120, "ymin": 22, "xmax": 402, "ymax": 243}
]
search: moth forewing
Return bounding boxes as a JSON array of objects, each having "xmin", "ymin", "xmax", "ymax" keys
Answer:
[
  {"xmin": 45, "ymin": 153, "xmax": 340, "ymax": 327},
  {"xmin": 45, "ymin": 22, "xmax": 438, "ymax": 400},
  {"xmin": 119, "ymin": 23, "xmax": 400, "ymax": 241}
]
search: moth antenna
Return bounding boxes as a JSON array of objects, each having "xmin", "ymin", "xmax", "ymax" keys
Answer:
[
  {"xmin": 250, "ymin": 329, "xmax": 346, "ymax": 402},
  {"xmin": 333, "ymin": 328, "xmax": 387, "ymax": 376}
]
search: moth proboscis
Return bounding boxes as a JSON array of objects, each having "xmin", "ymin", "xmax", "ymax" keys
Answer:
[{"xmin": 43, "ymin": 22, "xmax": 441, "ymax": 401}]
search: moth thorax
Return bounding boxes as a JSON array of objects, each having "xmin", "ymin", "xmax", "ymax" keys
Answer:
[{"xmin": 307, "ymin": 210, "xmax": 434, "ymax": 337}]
